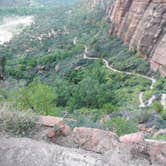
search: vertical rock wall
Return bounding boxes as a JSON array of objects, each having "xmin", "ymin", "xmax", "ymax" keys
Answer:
[{"xmin": 110, "ymin": 0, "xmax": 166, "ymax": 77}]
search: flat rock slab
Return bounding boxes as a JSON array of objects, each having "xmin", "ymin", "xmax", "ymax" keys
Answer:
[
  {"xmin": 0, "ymin": 137, "xmax": 104, "ymax": 166},
  {"xmin": 0, "ymin": 136, "xmax": 165, "ymax": 166}
]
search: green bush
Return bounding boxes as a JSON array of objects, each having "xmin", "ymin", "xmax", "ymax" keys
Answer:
[
  {"xmin": 152, "ymin": 100, "xmax": 166, "ymax": 120},
  {"xmin": 67, "ymin": 108, "xmax": 103, "ymax": 129},
  {"xmin": 104, "ymin": 117, "xmax": 138, "ymax": 136},
  {"xmin": 102, "ymin": 103, "xmax": 118, "ymax": 114},
  {"xmin": 153, "ymin": 135, "xmax": 166, "ymax": 141},
  {"xmin": 0, "ymin": 110, "xmax": 37, "ymax": 136},
  {"xmin": 8, "ymin": 68, "xmax": 27, "ymax": 79},
  {"xmin": 135, "ymin": 110, "xmax": 151, "ymax": 123},
  {"xmin": 153, "ymin": 101, "xmax": 164, "ymax": 114},
  {"xmin": 161, "ymin": 110, "xmax": 166, "ymax": 120},
  {"xmin": 69, "ymin": 76, "xmax": 113, "ymax": 109},
  {"xmin": 16, "ymin": 81, "xmax": 58, "ymax": 115}
]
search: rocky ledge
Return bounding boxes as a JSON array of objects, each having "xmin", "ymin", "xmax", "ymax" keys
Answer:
[
  {"xmin": 1, "ymin": 115, "xmax": 164, "ymax": 166},
  {"xmin": 0, "ymin": 134, "xmax": 166, "ymax": 166}
]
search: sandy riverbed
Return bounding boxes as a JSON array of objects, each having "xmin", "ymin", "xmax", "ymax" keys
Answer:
[{"xmin": 0, "ymin": 16, "xmax": 34, "ymax": 45}]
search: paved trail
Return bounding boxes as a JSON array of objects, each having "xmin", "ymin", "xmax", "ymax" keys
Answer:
[{"xmin": 83, "ymin": 45, "xmax": 165, "ymax": 108}]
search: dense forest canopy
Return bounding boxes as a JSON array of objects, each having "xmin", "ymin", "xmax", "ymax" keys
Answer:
[{"xmin": 0, "ymin": 0, "xmax": 165, "ymax": 137}]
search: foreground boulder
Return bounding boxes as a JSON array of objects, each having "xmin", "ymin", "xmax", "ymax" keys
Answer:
[
  {"xmin": 0, "ymin": 136, "xmax": 165, "ymax": 166},
  {"xmin": 104, "ymin": 139, "xmax": 166, "ymax": 166},
  {"xmin": 38, "ymin": 116, "xmax": 71, "ymax": 139},
  {"xmin": 104, "ymin": 143, "xmax": 151, "ymax": 166},
  {"xmin": 0, "ymin": 137, "xmax": 104, "ymax": 166}
]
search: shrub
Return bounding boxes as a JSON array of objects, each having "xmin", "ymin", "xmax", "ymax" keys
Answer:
[
  {"xmin": 69, "ymin": 73, "xmax": 113, "ymax": 110},
  {"xmin": 152, "ymin": 102, "xmax": 166, "ymax": 120},
  {"xmin": 0, "ymin": 109, "xmax": 37, "ymax": 136},
  {"xmin": 135, "ymin": 110, "xmax": 151, "ymax": 123},
  {"xmin": 153, "ymin": 101, "xmax": 164, "ymax": 114},
  {"xmin": 67, "ymin": 109, "xmax": 102, "ymax": 129},
  {"xmin": 8, "ymin": 68, "xmax": 28, "ymax": 79},
  {"xmin": 104, "ymin": 117, "xmax": 138, "ymax": 136},
  {"xmin": 102, "ymin": 103, "xmax": 118, "ymax": 114},
  {"xmin": 161, "ymin": 110, "xmax": 166, "ymax": 120},
  {"xmin": 75, "ymin": 108, "xmax": 104, "ymax": 122},
  {"xmin": 16, "ymin": 81, "xmax": 58, "ymax": 115},
  {"xmin": 67, "ymin": 115, "xmax": 101, "ymax": 129},
  {"xmin": 155, "ymin": 135, "xmax": 166, "ymax": 141}
]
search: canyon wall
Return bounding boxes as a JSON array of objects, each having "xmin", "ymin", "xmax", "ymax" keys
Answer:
[{"xmin": 109, "ymin": 0, "xmax": 166, "ymax": 77}]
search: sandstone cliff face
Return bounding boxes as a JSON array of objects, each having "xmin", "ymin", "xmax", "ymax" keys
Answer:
[{"xmin": 110, "ymin": 0, "xmax": 166, "ymax": 77}]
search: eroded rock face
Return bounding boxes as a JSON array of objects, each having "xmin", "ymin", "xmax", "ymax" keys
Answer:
[
  {"xmin": 104, "ymin": 139, "xmax": 166, "ymax": 166},
  {"xmin": 72, "ymin": 127, "xmax": 119, "ymax": 153},
  {"xmin": 55, "ymin": 127, "xmax": 119, "ymax": 154},
  {"xmin": 110, "ymin": 0, "xmax": 166, "ymax": 76},
  {"xmin": 37, "ymin": 116, "xmax": 71, "ymax": 141},
  {"xmin": 146, "ymin": 139, "xmax": 166, "ymax": 165}
]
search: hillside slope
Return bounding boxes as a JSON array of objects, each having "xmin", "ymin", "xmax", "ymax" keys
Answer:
[{"xmin": 109, "ymin": 0, "xmax": 166, "ymax": 77}]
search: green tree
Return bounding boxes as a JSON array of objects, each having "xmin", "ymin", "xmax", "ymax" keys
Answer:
[
  {"xmin": 16, "ymin": 81, "xmax": 57, "ymax": 115},
  {"xmin": 104, "ymin": 117, "xmax": 138, "ymax": 136},
  {"xmin": 69, "ymin": 76, "xmax": 113, "ymax": 110},
  {"xmin": 153, "ymin": 101, "xmax": 164, "ymax": 113}
]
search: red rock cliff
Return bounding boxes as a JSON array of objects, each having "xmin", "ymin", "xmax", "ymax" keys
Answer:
[{"xmin": 110, "ymin": 0, "xmax": 166, "ymax": 77}]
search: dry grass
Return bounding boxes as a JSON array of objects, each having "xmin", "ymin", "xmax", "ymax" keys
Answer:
[{"xmin": 0, "ymin": 105, "xmax": 38, "ymax": 137}]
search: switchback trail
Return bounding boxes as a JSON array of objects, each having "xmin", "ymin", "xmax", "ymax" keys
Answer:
[{"xmin": 83, "ymin": 46, "xmax": 165, "ymax": 108}]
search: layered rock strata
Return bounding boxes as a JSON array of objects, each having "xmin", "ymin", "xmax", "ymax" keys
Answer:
[{"xmin": 110, "ymin": 0, "xmax": 166, "ymax": 77}]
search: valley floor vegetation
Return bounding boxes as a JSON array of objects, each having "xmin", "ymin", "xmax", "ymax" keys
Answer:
[{"xmin": 0, "ymin": 0, "xmax": 165, "ymax": 137}]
